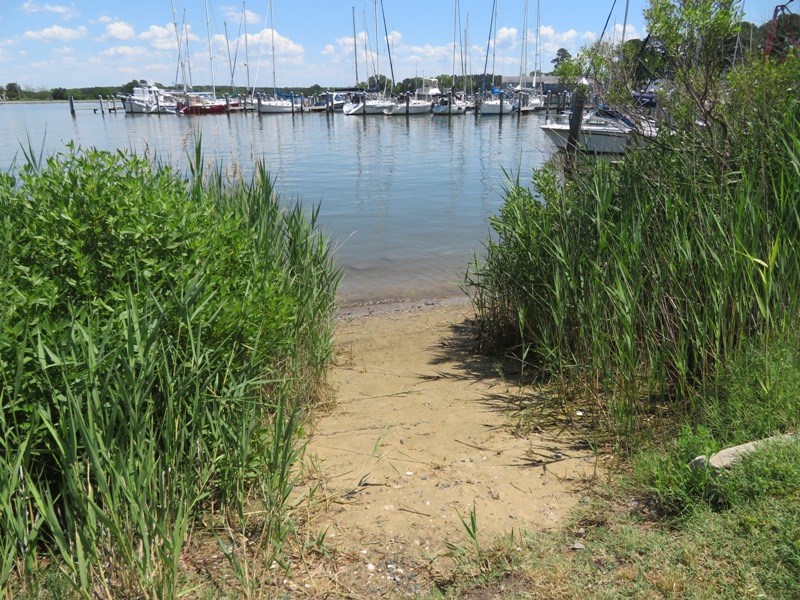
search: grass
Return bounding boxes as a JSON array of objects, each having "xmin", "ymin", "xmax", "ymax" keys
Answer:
[{"xmin": 0, "ymin": 142, "xmax": 340, "ymax": 596}]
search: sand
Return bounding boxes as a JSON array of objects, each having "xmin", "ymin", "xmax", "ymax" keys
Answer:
[{"xmin": 296, "ymin": 297, "xmax": 596, "ymax": 596}]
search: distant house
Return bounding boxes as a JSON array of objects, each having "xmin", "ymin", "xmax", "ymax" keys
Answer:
[{"xmin": 500, "ymin": 75, "xmax": 589, "ymax": 94}]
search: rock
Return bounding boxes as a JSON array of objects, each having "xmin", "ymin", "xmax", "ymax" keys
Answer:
[
  {"xmin": 569, "ymin": 542, "xmax": 585, "ymax": 551},
  {"xmin": 707, "ymin": 433, "xmax": 798, "ymax": 469}
]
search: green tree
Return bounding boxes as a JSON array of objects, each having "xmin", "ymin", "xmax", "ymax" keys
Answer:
[
  {"xmin": 52, "ymin": 87, "xmax": 67, "ymax": 100},
  {"xmin": 6, "ymin": 82, "xmax": 20, "ymax": 99},
  {"xmin": 120, "ymin": 80, "xmax": 140, "ymax": 94},
  {"xmin": 550, "ymin": 48, "xmax": 571, "ymax": 72}
]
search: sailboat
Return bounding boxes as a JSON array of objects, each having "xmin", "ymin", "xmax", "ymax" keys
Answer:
[
  {"xmin": 343, "ymin": 2, "xmax": 394, "ymax": 116},
  {"xmin": 478, "ymin": 0, "xmax": 513, "ymax": 115},
  {"xmin": 512, "ymin": 0, "xmax": 544, "ymax": 112},
  {"xmin": 181, "ymin": 0, "xmax": 229, "ymax": 114},
  {"xmin": 432, "ymin": 0, "xmax": 468, "ymax": 116},
  {"xmin": 257, "ymin": 0, "xmax": 295, "ymax": 113}
]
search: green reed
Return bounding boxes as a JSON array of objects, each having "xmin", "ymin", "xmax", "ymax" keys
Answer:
[
  {"xmin": 0, "ymin": 144, "xmax": 339, "ymax": 595},
  {"xmin": 465, "ymin": 59, "xmax": 800, "ymax": 444}
]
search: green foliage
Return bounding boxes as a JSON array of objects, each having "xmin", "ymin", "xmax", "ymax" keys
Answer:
[
  {"xmin": 0, "ymin": 145, "xmax": 340, "ymax": 594},
  {"xmin": 465, "ymin": 46, "xmax": 800, "ymax": 444}
]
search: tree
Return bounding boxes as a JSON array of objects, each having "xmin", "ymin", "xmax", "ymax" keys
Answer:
[
  {"xmin": 120, "ymin": 80, "xmax": 140, "ymax": 94},
  {"xmin": 6, "ymin": 82, "xmax": 20, "ymax": 99},
  {"xmin": 52, "ymin": 87, "xmax": 67, "ymax": 100},
  {"xmin": 550, "ymin": 48, "xmax": 571, "ymax": 72}
]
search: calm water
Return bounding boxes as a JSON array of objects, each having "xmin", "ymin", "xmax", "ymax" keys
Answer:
[{"xmin": 0, "ymin": 102, "xmax": 555, "ymax": 305}]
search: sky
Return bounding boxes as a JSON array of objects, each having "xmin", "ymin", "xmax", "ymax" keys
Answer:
[{"xmin": 0, "ymin": 0, "xmax": 781, "ymax": 90}]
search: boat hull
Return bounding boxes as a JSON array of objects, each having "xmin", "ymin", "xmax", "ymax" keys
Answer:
[
  {"xmin": 479, "ymin": 100, "xmax": 514, "ymax": 115},
  {"xmin": 540, "ymin": 123, "xmax": 629, "ymax": 154}
]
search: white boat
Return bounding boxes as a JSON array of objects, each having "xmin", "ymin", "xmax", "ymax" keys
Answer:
[
  {"xmin": 343, "ymin": 94, "xmax": 395, "ymax": 115},
  {"xmin": 479, "ymin": 95, "xmax": 514, "ymax": 115},
  {"xmin": 119, "ymin": 83, "xmax": 178, "ymax": 114},
  {"xmin": 257, "ymin": 98, "xmax": 295, "ymax": 113},
  {"xmin": 540, "ymin": 109, "xmax": 656, "ymax": 154},
  {"xmin": 432, "ymin": 95, "xmax": 468, "ymax": 115},
  {"xmin": 384, "ymin": 96, "xmax": 431, "ymax": 115}
]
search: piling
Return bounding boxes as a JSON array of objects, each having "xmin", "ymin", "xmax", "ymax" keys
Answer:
[
  {"xmin": 566, "ymin": 87, "xmax": 587, "ymax": 166},
  {"xmin": 69, "ymin": 96, "xmax": 76, "ymax": 117},
  {"xmin": 449, "ymin": 90, "xmax": 453, "ymax": 115},
  {"xmin": 545, "ymin": 91, "xmax": 551, "ymax": 121},
  {"xmin": 98, "ymin": 95, "xmax": 105, "ymax": 115}
]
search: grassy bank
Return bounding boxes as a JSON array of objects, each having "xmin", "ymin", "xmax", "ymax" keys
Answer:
[{"xmin": 0, "ymin": 144, "xmax": 340, "ymax": 596}]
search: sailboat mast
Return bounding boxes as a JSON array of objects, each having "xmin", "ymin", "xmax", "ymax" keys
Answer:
[
  {"xmin": 621, "ymin": 0, "xmax": 630, "ymax": 44},
  {"xmin": 519, "ymin": 0, "xmax": 529, "ymax": 83},
  {"xmin": 380, "ymin": 0, "xmax": 394, "ymax": 93},
  {"xmin": 243, "ymin": 1, "xmax": 251, "ymax": 95},
  {"xmin": 533, "ymin": 0, "xmax": 541, "ymax": 90},
  {"xmin": 205, "ymin": 0, "xmax": 216, "ymax": 96},
  {"xmin": 269, "ymin": 0, "xmax": 277, "ymax": 92},
  {"xmin": 374, "ymin": 0, "xmax": 379, "ymax": 92},
  {"xmin": 171, "ymin": 0, "xmax": 184, "ymax": 88},
  {"xmin": 352, "ymin": 6, "xmax": 359, "ymax": 86},
  {"xmin": 481, "ymin": 0, "xmax": 497, "ymax": 96}
]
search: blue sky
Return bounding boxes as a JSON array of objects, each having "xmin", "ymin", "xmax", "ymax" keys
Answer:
[{"xmin": 0, "ymin": 0, "xmax": 779, "ymax": 90}]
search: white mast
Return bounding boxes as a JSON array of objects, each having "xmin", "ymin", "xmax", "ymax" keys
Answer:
[
  {"xmin": 205, "ymin": 0, "xmax": 216, "ymax": 96},
  {"xmin": 269, "ymin": 0, "xmax": 277, "ymax": 92}
]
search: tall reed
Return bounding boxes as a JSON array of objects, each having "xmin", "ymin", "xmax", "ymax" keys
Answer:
[
  {"xmin": 0, "ymin": 144, "xmax": 339, "ymax": 595},
  {"xmin": 465, "ymin": 59, "xmax": 800, "ymax": 443}
]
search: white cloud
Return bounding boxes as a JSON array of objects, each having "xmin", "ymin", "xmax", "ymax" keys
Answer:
[
  {"xmin": 100, "ymin": 45, "xmax": 144, "ymax": 58},
  {"xmin": 245, "ymin": 28, "xmax": 303, "ymax": 58},
  {"xmin": 98, "ymin": 22, "xmax": 135, "ymax": 41},
  {"xmin": 610, "ymin": 23, "xmax": 639, "ymax": 42},
  {"xmin": 139, "ymin": 23, "xmax": 186, "ymax": 51},
  {"xmin": 219, "ymin": 5, "xmax": 261, "ymax": 26},
  {"xmin": 94, "ymin": 16, "xmax": 113, "ymax": 24},
  {"xmin": 23, "ymin": 25, "xmax": 87, "ymax": 42},
  {"xmin": 495, "ymin": 26, "xmax": 518, "ymax": 48},
  {"xmin": 20, "ymin": 1, "xmax": 78, "ymax": 21},
  {"xmin": 321, "ymin": 44, "xmax": 335, "ymax": 56}
]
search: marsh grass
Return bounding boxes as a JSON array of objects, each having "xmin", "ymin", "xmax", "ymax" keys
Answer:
[
  {"xmin": 465, "ymin": 59, "xmax": 800, "ymax": 446},
  {"xmin": 0, "ymin": 143, "xmax": 339, "ymax": 595}
]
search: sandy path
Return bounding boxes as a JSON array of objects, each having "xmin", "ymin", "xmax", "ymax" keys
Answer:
[{"xmin": 299, "ymin": 298, "xmax": 595, "ymax": 596}]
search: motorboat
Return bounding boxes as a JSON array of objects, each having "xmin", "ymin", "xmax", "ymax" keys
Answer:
[
  {"xmin": 119, "ymin": 82, "xmax": 179, "ymax": 114},
  {"xmin": 540, "ymin": 108, "xmax": 657, "ymax": 154}
]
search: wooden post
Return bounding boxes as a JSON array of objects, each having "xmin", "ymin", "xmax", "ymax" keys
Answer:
[
  {"xmin": 545, "ymin": 91, "xmax": 551, "ymax": 121},
  {"xmin": 98, "ymin": 95, "xmax": 105, "ymax": 115},
  {"xmin": 449, "ymin": 90, "xmax": 453, "ymax": 115},
  {"xmin": 257, "ymin": 94, "xmax": 262, "ymax": 114},
  {"xmin": 69, "ymin": 96, "xmax": 76, "ymax": 117},
  {"xmin": 566, "ymin": 86, "xmax": 587, "ymax": 166},
  {"xmin": 291, "ymin": 93, "xmax": 295, "ymax": 114},
  {"xmin": 405, "ymin": 93, "xmax": 410, "ymax": 114},
  {"xmin": 155, "ymin": 93, "xmax": 161, "ymax": 115}
]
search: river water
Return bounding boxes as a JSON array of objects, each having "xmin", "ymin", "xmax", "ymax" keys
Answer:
[{"xmin": 0, "ymin": 102, "xmax": 554, "ymax": 305}]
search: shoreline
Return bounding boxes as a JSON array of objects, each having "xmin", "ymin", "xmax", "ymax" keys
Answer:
[{"xmin": 336, "ymin": 291, "xmax": 471, "ymax": 319}]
